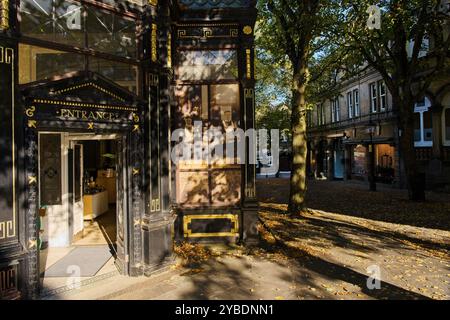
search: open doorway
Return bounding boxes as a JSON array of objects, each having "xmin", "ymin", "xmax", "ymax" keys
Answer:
[{"xmin": 38, "ymin": 133, "xmax": 124, "ymax": 294}]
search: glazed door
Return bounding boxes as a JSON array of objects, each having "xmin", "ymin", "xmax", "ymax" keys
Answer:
[
  {"xmin": 114, "ymin": 136, "xmax": 129, "ymax": 274},
  {"xmin": 72, "ymin": 144, "xmax": 84, "ymax": 241}
]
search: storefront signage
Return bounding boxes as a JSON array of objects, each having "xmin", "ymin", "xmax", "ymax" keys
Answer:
[{"xmin": 59, "ymin": 108, "xmax": 120, "ymax": 121}]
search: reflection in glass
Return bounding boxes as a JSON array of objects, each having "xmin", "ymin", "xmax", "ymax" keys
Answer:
[
  {"xmin": 20, "ymin": 0, "xmax": 137, "ymax": 58},
  {"xmin": 178, "ymin": 50, "xmax": 238, "ymax": 81},
  {"xmin": 423, "ymin": 111, "xmax": 433, "ymax": 142},
  {"xmin": 86, "ymin": 6, "xmax": 137, "ymax": 58},
  {"xmin": 19, "ymin": 44, "xmax": 85, "ymax": 84},
  {"xmin": 89, "ymin": 57, "xmax": 138, "ymax": 93},
  {"xmin": 20, "ymin": 0, "xmax": 85, "ymax": 47}
]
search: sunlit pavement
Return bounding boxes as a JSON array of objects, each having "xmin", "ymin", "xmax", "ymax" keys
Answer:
[{"xmin": 42, "ymin": 179, "xmax": 450, "ymax": 300}]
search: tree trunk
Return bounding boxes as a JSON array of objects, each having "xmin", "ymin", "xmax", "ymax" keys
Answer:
[
  {"xmin": 397, "ymin": 97, "xmax": 426, "ymax": 201},
  {"xmin": 288, "ymin": 69, "xmax": 308, "ymax": 214}
]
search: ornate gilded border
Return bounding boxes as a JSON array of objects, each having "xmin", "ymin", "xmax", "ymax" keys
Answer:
[
  {"xmin": 184, "ymin": 214, "xmax": 239, "ymax": 238},
  {"xmin": 0, "ymin": 46, "xmax": 16, "ymax": 240},
  {"xmin": 0, "ymin": 0, "xmax": 10, "ymax": 30}
]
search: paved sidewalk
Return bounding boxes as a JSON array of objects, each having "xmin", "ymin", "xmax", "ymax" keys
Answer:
[{"xmin": 44, "ymin": 179, "xmax": 449, "ymax": 300}]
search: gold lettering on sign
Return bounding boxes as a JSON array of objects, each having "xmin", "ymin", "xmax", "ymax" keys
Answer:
[{"xmin": 60, "ymin": 108, "xmax": 118, "ymax": 121}]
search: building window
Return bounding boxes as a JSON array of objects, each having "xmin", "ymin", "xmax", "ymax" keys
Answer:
[
  {"xmin": 414, "ymin": 97, "xmax": 433, "ymax": 147},
  {"xmin": 19, "ymin": 0, "xmax": 137, "ymax": 58},
  {"xmin": 347, "ymin": 92, "xmax": 353, "ymax": 119},
  {"xmin": 353, "ymin": 89, "xmax": 360, "ymax": 117},
  {"xmin": 307, "ymin": 110, "xmax": 313, "ymax": 128},
  {"xmin": 370, "ymin": 81, "xmax": 388, "ymax": 113},
  {"xmin": 379, "ymin": 81, "xmax": 387, "ymax": 111},
  {"xmin": 370, "ymin": 82, "xmax": 378, "ymax": 113},
  {"xmin": 317, "ymin": 103, "xmax": 325, "ymax": 126},
  {"xmin": 331, "ymin": 98, "xmax": 340, "ymax": 123},
  {"xmin": 177, "ymin": 50, "xmax": 238, "ymax": 81},
  {"xmin": 443, "ymin": 107, "xmax": 450, "ymax": 146}
]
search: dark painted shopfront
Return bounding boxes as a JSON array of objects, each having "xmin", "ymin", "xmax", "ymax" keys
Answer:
[{"xmin": 0, "ymin": 0, "xmax": 258, "ymax": 299}]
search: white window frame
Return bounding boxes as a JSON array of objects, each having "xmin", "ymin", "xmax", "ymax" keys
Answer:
[
  {"xmin": 331, "ymin": 97, "xmax": 340, "ymax": 123},
  {"xmin": 331, "ymin": 100, "xmax": 336, "ymax": 123},
  {"xmin": 378, "ymin": 81, "xmax": 387, "ymax": 111},
  {"xmin": 370, "ymin": 82, "xmax": 378, "ymax": 113},
  {"xmin": 317, "ymin": 103, "xmax": 325, "ymax": 126},
  {"xmin": 414, "ymin": 97, "xmax": 433, "ymax": 147},
  {"xmin": 347, "ymin": 92, "xmax": 353, "ymax": 119},
  {"xmin": 443, "ymin": 106, "xmax": 450, "ymax": 147},
  {"xmin": 353, "ymin": 89, "xmax": 360, "ymax": 117}
]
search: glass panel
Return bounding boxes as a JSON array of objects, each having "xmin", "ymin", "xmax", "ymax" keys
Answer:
[
  {"xmin": 414, "ymin": 113, "xmax": 421, "ymax": 142},
  {"xmin": 176, "ymin": 171, "xmax": 209, "ymax": 206},
  {"xmin": 445, "ymin": 108, "xmax": 450, "ymax": 141},
  {"xmin": 19, "ymin": 1, "xmax": 137, "ymax": 58},
  {"xmin": 423, "ymin": 110, "xmax": 433, "ymax": 142},
  {"xmin": 86, "ymin": 6, "xmax": 137, "ymax": 58},
  {"xmin": 19, "ymin": 44, "xmax": 85, "ymax": 84},
  {"xmin": 178, "ymin": 50, "xmax": 238, "ymax": 81},
  {"xmin": 20, "ymin": 0, "xmax": 85, "ymax": 47},
  {"xmin": 89, "ymin": 57, "xmax": 138, "ymax": 93},
  {"xmin": 178, "ymin": 0, "xmax": 251, "ymax": 9},
  {"xmin": 40, "ymin": 134, "xmax": 62, "ymax": 206},
  {"xmin": 175, "ymin": 85, "xmax": 208, "ymax": 123},
  {"xmin": 211, "ymin": 170, "xmax": 241, "ymax": 206},
  {"xmin": 210, "ymin": 84, "xmax": 241, "ymax": 167}
]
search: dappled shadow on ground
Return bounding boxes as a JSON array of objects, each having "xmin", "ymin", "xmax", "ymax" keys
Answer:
[
  {"xmin": 167, "ymin": 178, "xmax": 448, "ymax": 300},
  {"xmin": 257, "ymin": 178, "xmax": 450, "ymax": 231}
]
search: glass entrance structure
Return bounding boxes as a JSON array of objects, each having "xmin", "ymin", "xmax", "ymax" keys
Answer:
[{"xmin": 0, "ymin": 0, "xmax": 257, "ymax": 299}]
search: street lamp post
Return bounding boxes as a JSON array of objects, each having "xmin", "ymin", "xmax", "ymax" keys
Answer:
[{"xmin": 367, "ymin": 121, "xmax": 377, "ymax": 192}]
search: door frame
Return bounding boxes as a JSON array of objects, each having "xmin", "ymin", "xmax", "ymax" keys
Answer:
[{"xmin": 20, "ymin": 71, "xmax": 145, "ymax": 297}]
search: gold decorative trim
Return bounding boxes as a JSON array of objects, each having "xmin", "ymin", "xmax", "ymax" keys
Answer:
[
  {"xmin": 0, "ymin": 46, "xmax": 12, "ymax": 64},
  {"xmin": 177, "ymin": 23, "xmax": 239, "ymax": 28},
  {"xmin": 148, "ymin": 0, "xmax": 158, "ymax": 6},
  {"xmin": 246, "ymin": 49, "xmax": 252, "ymax": 79},
  {"xmin": 184, "ymin": 214, "xmax": 239, "ymax": 238},
  {"xmin": 28, "ymin": 239, "xmax": 37, "ymax": 249},
  {"xmin": 0, "ymin": 0, "xmax": 10, "ymax": 30},
  {"xmin": 88, "ymin": 122, "xmax": 94, "ymax": 130},
  {"xmin": 150, "ymin": 199, "xmax": 161, "ymax": 212},
  {"xmin": 178, "ymin": 28, "xmax": 239, "ymax": 40},
  {"xmin": 243, "ymin": 88, "xmax": 257, "ymax": 199},
  {"xmin": 28, "ymin": 175, "xmax": 37, "ymax": 185},
  {"xmin": 151, "ymin": 23, "xmax": 158, "ymax": 62},
  {"xmin": 25, "ymin": 106, "xmax": 36, "ymax": 117},
  {"xmin": 28, "ymin": 120, "xmax": 36, "ymax": 128},
  {"xmin": 167, "ymin": 31, "xmax": 172, "ymax": 68},
  {"xmin": 132, "ymin": 168, "xmax": 140, "ymax": 175},
  {"xmin": 54, "ymin": 83, "xmax": 126, "ymax": 103},
  {"xmin": 0, "ymin": 266, "xmax": 17, "ymax": 294},
  {"xmin": 33, "ymin": 99, "xmax": 137, "ymax": 112},
  {"xmin": 0, "ymin": 47, "xmax": 16, "ymax": 239},
  {"xmin": 243, "ymin": 25, "xmax": 253, "ymax": 35},
  {"xmin": 133, "ymin": 124, "xmax": 140, "ymax": 132}
]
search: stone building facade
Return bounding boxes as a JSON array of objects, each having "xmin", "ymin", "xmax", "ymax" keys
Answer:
[{"xmin": 307, "ymin": 67, "xmax": 450, "ymax": 190}]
